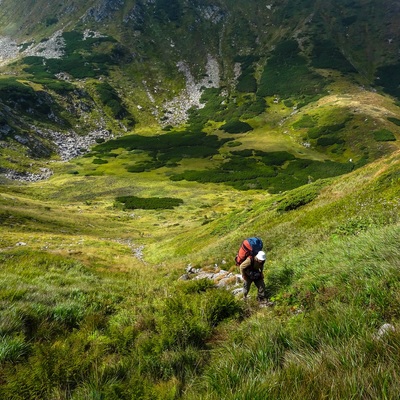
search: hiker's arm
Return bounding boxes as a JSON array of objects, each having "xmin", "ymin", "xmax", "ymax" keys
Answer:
[
  {"xmin": 260, "ymin": 262, "xmax": 265, "ymax": 279},
  {"xmin": 240, "ymin": 258, "xmax": 251, "ymax": 280}
]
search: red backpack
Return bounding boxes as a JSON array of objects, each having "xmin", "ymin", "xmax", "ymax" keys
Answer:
[{"xmin": 235, "ymin": 237, "xmax": 263, "ymax": 266}]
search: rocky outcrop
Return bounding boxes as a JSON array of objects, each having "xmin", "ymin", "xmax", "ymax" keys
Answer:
[
  {"xmin": 0, "ymin": 37, "xmax": 20, "ymax": 64},
  {"xmin": 161, "ymin": 54, "xmax": 221, "ymax": 126},
  {"xmin": 1, "ymin": 128, "xmax": 115, "ymax": 182},
  {"xmin": 24, "ymin": 30, "xmax": 65, "ymax": 59},
  {"xmin": 4, "ymin": 168, "xmax": 53, "ymax": 182},
  {"xmin": 0, "ymin": 30, "xmax": 65, "ymax": 65},
  {"xmin": 180, "ymin": 264, "xmax": 245, "ymax": 296},
  {"xmin": 197, "ymin": 5, "xmax": 226, "ymax": 24},
  {"xmin": 84, "ymin": 0, "xmax": 125, "ymax": 22},
  {"xmin": 37, "ymin": 128, "xmax": 114, "ymax": 161}
]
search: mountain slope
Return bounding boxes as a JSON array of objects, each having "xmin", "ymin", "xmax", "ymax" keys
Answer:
[
  {"xmin": 0, "ymin": 2, "xmax": 400, "ymax": 397},
  {"xmin": 0, "ymin": 0, "xmax": 400, "ymax": 180}
]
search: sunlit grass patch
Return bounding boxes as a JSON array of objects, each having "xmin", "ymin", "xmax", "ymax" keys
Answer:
[{"xmin": 0, "ymin": 335, "xmax": 30, "ymax": 363}]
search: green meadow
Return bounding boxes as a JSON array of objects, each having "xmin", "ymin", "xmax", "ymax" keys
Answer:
[
  {"xmin": 1, "ymin": 103, "xmax": 400, "ymax": 400},
  {"xmin": 1, "ymin": 45, "xmax": 400, "ymax": 397}
]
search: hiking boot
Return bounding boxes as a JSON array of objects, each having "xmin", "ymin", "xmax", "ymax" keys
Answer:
[{"xmin": 259, "ymin": 300, "xmax": 274, "ymax": 307}]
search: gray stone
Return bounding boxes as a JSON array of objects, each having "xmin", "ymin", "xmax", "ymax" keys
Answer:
[
  {"xmin": 375, "ymin": 323, "xmax": 396, "ymax": 340},
  {"xmin": 179, "ymin": 274, "xmax": 190, "ymax": 281}
]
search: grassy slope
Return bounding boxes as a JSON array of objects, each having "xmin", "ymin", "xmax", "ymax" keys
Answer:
[
  {"xmin": 1, "ymin": 151, "xmax": 399, "ymax": 398},
  {"xmin": 1, "ymin": 0, "xmax": 400, "ymax": 396},
  {"xmin": 1, "ymin": 71, "xmax": 400, "ymax": 397}
]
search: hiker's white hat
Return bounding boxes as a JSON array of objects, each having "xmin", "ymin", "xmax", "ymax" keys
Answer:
[{"xmin": 256, "ymin": 251, "xmax": 266, "ymax": 261}]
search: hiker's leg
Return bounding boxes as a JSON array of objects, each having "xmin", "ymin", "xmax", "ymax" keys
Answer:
[
  {"xmin": 243, "ymin": 279, "xmax": 252, "ymax": 298},
  {"xmin": 254, "ymin": 278, "xmax": 266, "ymax": 301}
]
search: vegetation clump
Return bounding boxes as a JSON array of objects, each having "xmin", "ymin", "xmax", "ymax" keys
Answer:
[
  {"xmin": 387, "ymin": 117, "xmax": 400, "ymax": 126},
  {"xmin": 373, "ymin": 129, "xmax": 396, "ymax": 142},
  {"xmin": 115, "ymin": 195, "xmax": 184, "ymax": 210},
  {"xmin": 91, "ymin": 129, "xmax": 229, "ymax": 172},
  {"xmin": 171, "ymin": 151, "xmax": 353, "ymax": 192},
  {"xmin": 0, "ymin": 78, "xmax": 51, "ymax": 117},
  {"xmin": 220, "ymin": 119, "xmax": 253, "ymax": 134},
  {"xmin": 257, "ymin": 40, "xmax": 327, "ymax": 104},
  {"xmin": 235, "ymin": 55, "xmax": 259, "ymax": 93},
  {"xmin": 311, "ymin": 39, "xmax": 357, "ymax": 73},
  {"xmin": 276, "ymin": 179, "xmax": 328, "ymax": 212},
  {"xmin": 95, "ymin": 82, "xmax": 131, "ymax": 121}
]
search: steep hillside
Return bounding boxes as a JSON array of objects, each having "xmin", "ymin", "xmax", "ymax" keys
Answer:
[{"xmin": 0, "ymin": 145, "xmax": 399, "ymax": 399}]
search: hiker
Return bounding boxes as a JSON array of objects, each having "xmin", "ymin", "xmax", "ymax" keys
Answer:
[{"xmin": 240, "ymin": 250, "xmax": 267, "ymax": 301}]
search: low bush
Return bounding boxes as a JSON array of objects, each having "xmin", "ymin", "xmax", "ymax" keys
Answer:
[
  {"xmin": 115, "ymin": 195, "xmax": 184, "ymax": 210},
  {"xmin": 92, "ymin": 158, "xmax": 108, "ymax": 165},
  {"xmin": 22, "ymin": 31, "xmax": 119, "ymax": 80},
  {"xmin": 258, "ymin": 151, "xmax": 296, "ymax": 166},
  {"xmin": 387, "ymin": 116, "xmax": 400, "ymax": 126},
  {"xmin": 226, "ymin": 141, "xmax": 242, "ymax": 148},
  {"xmin": 236, "ymin": 72, "xmax": 257, "ymax": 93},
  {"xmin": 316, "ymin": 135, "xmax": 345, "ymax": 146},
  {"xmin": 307, "ymin": 122, "xmax": 346, "ymax": 139},
  {"xmin": 373, "ymin": 129, "xmax": 396, "ymax": 142},
  {"xmin": 171, "ymin": 148, "xmax": 352, "ymax": 193},
  {"xmin": 31, "ymin": 78, "xmax": 75, "ymax": 93},
  {"xmin": 276, "ymin": 180, "xmax": 327, "ymax": 212},
  {"xmin": 95, "ymin": 82, "xmax": 128, "ymax": 119},
  {"xmin": 93, "ymin": 130, "xmax": 228, "ymax": 173},
  {"xmin": 220, "ymin": 120, "xmax": 253, "ymax": 134}
]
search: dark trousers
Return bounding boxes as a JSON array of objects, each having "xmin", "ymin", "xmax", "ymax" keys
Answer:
[{"xmin": 243, "ymin": 278, "xmax": 266, "ymax": 301}]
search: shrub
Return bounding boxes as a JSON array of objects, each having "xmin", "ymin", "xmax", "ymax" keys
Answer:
[
  {"xmin": 276, "ymin": 180, "xmax": 327, "ymax": 212},
  {"xmin": 115, "ymin": 195, "xmax": 184, "ymax": 210},
  {"xmin": 22, "ymin": 31, "xmax": 118, "ymax": 80},
  {"xmin": 28, "ymin": 78, "xmax": 75, "ymax": 93},
  {"xmin": 373, "ymin": 129, "xmax": 396, "ymax": 142},
  {"xmin": 226, "ymin": 141, "xmax": 242, "ymax": 148},
  {"xmin": 45, "ymin": 17, "xmax": 58, "ymax": 26},
  {"xmin": 243, "ymin": 96, "xmax": 267, "ymax": 117},
  {"xmin": 387, "ymin": 117, "xmax": 400, "ymax": 126},
  {"xmin": 316, "ymin": 135, "xmax": 345, "ymax": 146},
  {"xmin": 92, "ymin": 158, "xmax": 108, "ymax": 165},
  {"xmin": 284, "ymin": 99, "xmax": 295, "ymax": 108},
  {"xmin": 237, "ymin": 73, "xmax": 257, "ymax": 93},
  {"xmin": 171, "ymin": 152, "xmax": 352, "ymax": 193},
  {"xmin": 95, "ymin": 82, "xmax": 127, "ymax": 119},
  {"xmin": 0, "ymin": 78, "xmax": 35, "ymax": 104},
  {"xmin": 221, "ymin": 120, "xmax": 253, "ymax": 134},
  {"xmin": 258, "ymin": 151, "xmax": 296, "ymax": 166}
]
